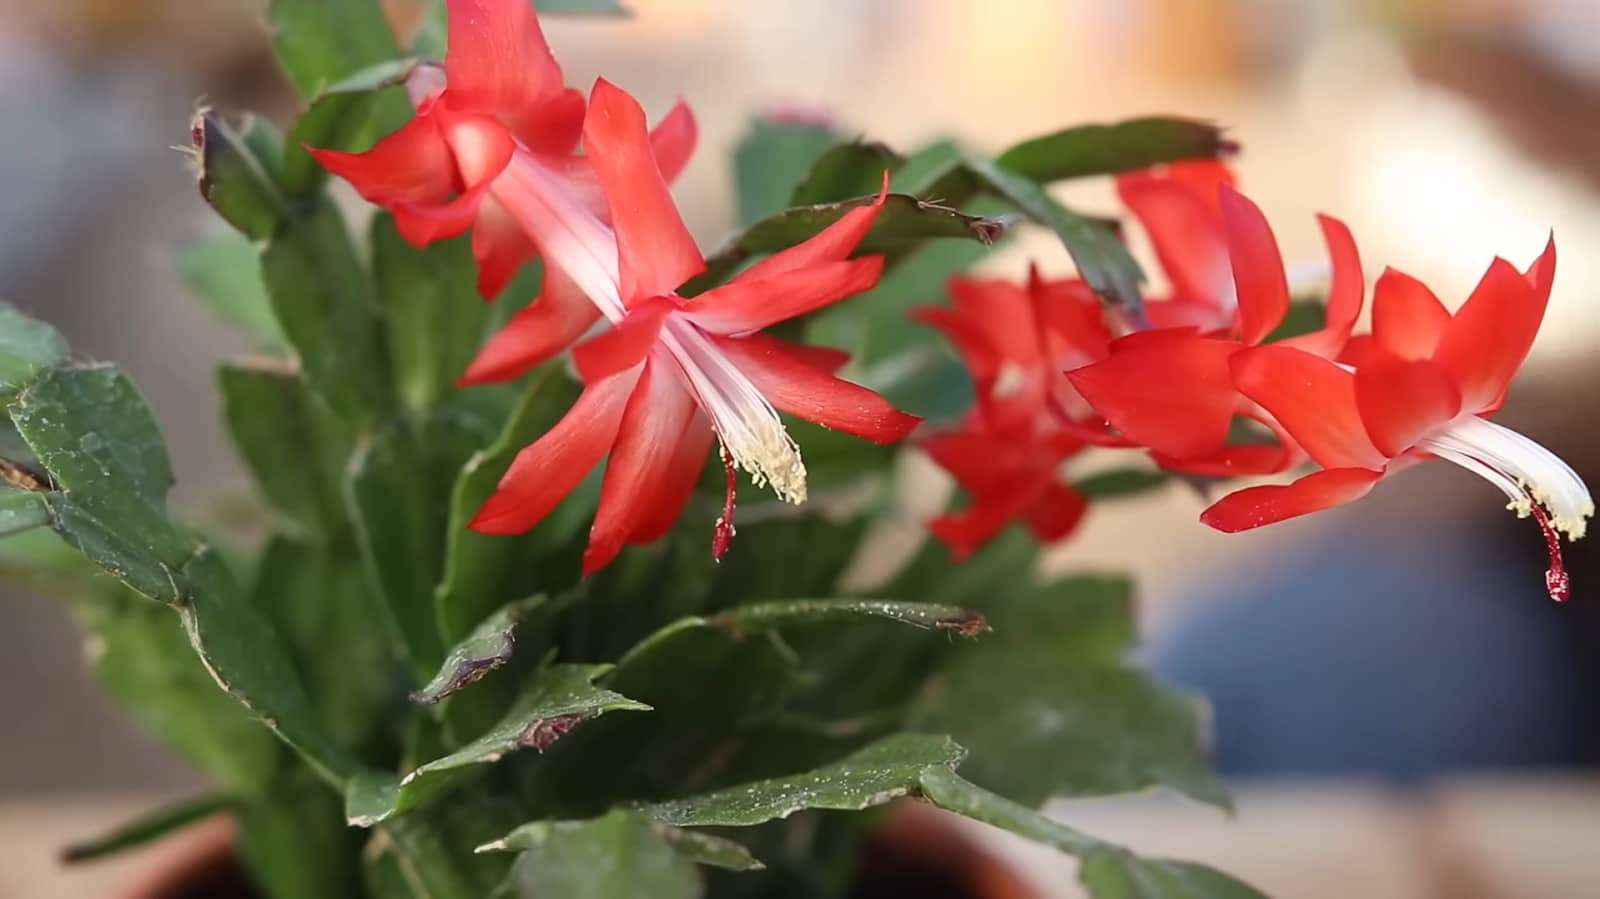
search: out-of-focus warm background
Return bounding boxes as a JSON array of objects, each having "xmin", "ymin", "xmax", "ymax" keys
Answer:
[{"xmin": 3, "ymin": 1, "xmax": 1598, "ymax": 897}]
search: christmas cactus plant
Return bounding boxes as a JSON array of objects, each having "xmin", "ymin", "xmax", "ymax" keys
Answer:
[{"xmin": 3, "ymin": 1, "xmax": 1588, "ymax": 897}]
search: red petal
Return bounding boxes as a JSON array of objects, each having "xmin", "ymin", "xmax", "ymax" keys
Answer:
[
  {"xmin": 633, "ymin": 412, "xmax": 714, "ymax": 544},
  {"xmin": 1371, "ymin": 268, "xmax": 1450, "ymax": 361},
  {"xmin": 444, "ymin": 0, "xmax": 565, "ymax": 124},
  {"xmin": 507, "ymin": 88, "xmax": 586, "ymax": 156},
  {"xmin": 471, "ymin": 195, "xmax": 537, "ymax": 299},
  {"xmin": 582, "ymin": 79, "xmax": 705, "ymax": 300},
  {"xmin": 650, "ymin": 100, "xmax": 699, "ymax": 185},
  {"xmin": 1024, "ymin": 482, "xmax": 1088, "ymax": 543},
  {"xmin": 1065, "ymin": 330, "xmax": 1239, "ymax": 459},
  {"xmin": 1280, "ymin": 214, "xmax": 1363, "ymax": 357},
  {"xmin": 469, "ymin": 368, "xmax": 638, "ymax": 534},
  {"xmin": 1338, "ymin": 334, "xmax": 1380, "ymax": 368},
  {"xmin": 458, "ymin": 267, "xmax": 601, "ymax": 384},
  {"xmin": 912, "ymin": 307, "xmax": 1001, "ymax": 383},
  {"xmin": 922, "ymin": 428, "xmax": 1018, "ymax": 496},
  {"xmin": 1219, "ymin": 186, "xmax": 1289, "ymax": 346},
  {"xmin": 1117, "ymin": 162, "xmax": 1231, "ymax": 306},
  {"xmin": 1354, "ymin": 353, "xmax": 1462, "ymax": 457},
  {"xmin": 1155, "ymin": 442, "xmax": 1292, "ymax": 477},
  {"xmin": 929, "ymin": 486, "xmax": 1038, "ymax": 562},
  {"xmin": 1523, "ymin": 233, "xmax": 1557, "ymax": 297},
  {"xmin": 585, "ymin": 361, "xmax": 699, "ymax": 574},
  {"xmin": 309, "ymin": 111, "xmax": 456, "ymax": 206},
  {"xmin": 1432, "ymin": 256, "xmax": 1547, "ymax": 412},
  {"xmin": 390, "ymin": 179, "xmax": 493, "ymax": 247},
  {"xmin": 711, "ymin": 332, "xmax": 921, "ymax": 444},
  {"xmin": 1230, "ymin": 345, "xmax": 1387, "ymax": 470},
  {"xmin": 1201, "ymin": 467, "xmax": 1383, "ymax": 532},
  {"xmin": 684, "ymin": 257, "xmax": 884, "ymax": 336},
  {"xmin": 737, "ymin": 173, "xmax": 889, "ymax": 281},
  {"xmin": 571, "ymin": 298, "xmax": 676, "ymax": 384}
]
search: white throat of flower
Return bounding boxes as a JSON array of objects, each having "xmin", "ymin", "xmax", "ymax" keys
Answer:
[
  {"xmin": 659, "ymin": 318, "xmax": 807, "ymax": 504},
  {"xmin": 1416, "ymin": 415, "xmax": 1593, "ymax": 541}
]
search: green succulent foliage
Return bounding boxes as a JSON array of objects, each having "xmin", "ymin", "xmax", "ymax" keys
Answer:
[{"xmin": 0, "ymin": 8, "xmax": 1264, "ymax": 896}]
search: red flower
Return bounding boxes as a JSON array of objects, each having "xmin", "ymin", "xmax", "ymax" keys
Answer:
[
  {"xmin": 468, "ymin": 80, "xmax": 920, "ymax": 574},
  {"xmin": 922, "ymin": 422, "xmax": 1087, "ymax": 561},
  {"xmin": 1204, "ymin": 238, "xmax": 1590, "ymax": 602},
  {"xmin": 913, "ymin": 271, "xmax": 1113, "ymax": 558},
  {"xmin": 308, "ymin": 0, "xmax": 697, "ymax": 380},
  {"xmin": 1067, "ymin": 184, "xmax": 1364, "ymax": 475}
]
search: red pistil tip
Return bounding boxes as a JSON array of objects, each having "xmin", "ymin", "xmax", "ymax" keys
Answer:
[
  {"xmin": 1530, "ymin": 504, "xmax": 1572, "ymax": 603},
  {"xmin": 713, "ymin": 444, "xmax": 737, "ymax": 562}
]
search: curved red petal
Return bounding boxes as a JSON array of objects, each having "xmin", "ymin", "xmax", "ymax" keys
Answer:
[
  {"xmin": 584, "ymin": 360, "xmax": 699, "ymax": 574},
  {"xmin": 711, "ymin": 332, "xmax": 921, "ymax": 444},
  {"xmin": 1065, "ymin": 330, "xmax": 1239, "ymax": 459},
  {"xmin": 684, "ymin": 257, "xmax": 884, "ymax": 336},
  {"xmin": 390, "ymin": 179, "xmax": 493, "ymax": 246},
  {"xmin": 1154, "ymin": 442, "xmax": 1293, "ymax": 477},
  {"xmin": 507, "ymin": 87, "xmax": 586, "ymax": 156},
  {"xmin": 571, "ymin": 298, "xmax": 676, "ymax": 384},
  {"xmin": 468, "ymin": 368, "xmax": 638, "ymax": 535},
  {"xmin": 929, "ymin": 486, "xmax": 1038, "ymax": 562},
  {"xmin": 1117, "ymin": 162, "xmax": 1231, "ymax": 306},
  {"xmin": 1354, "ymin": 353, "xmax": 1463, "ymax": 457},
  {"xmin": 1218, "ymin": 186, "xmax": 1289, "ymax": 346},
  {"xmin": 1432, "ymin": 255, "xmax": 1548, "ymax": 412},
  {"xmin": 1230, "ymin": 345, "xmax": 1387, "ymax": 470},
  {"xmin": 1200, "ymin": 467, "xmax": 1383, "ymax": 532},
  {"xmin": 633, "ymin": 412, "xmax": 714, "ymax": 544},
  {"xmin": 1024, "ymin": 482, "xmax": 1088, "ymax": 543},
  {"xmin": 471, "ymin": 195, "xmax": 537, "ymax": 299},
  {"xmin": 458, "ymin": 267, "xmax": 601, "ymax": 384},
  {"xmin": 309, "ymin": 112, "xmax": 455, "ymax": 206},
  {"xmin": 1280, "ymin": 214, "xmax": 1363, "ymax": 358},
  {"xmin": 650, "ymin": 100, "xmax": 699, "ymax": 185},
  {"xmin": 582, "ymin": 79, "xmax": 705, "ymax": 300},
  {"xmin": 737, "ymin": 173, "xmax": 889, "ymax": 281},
  {"xmin": 444, "ymin": 0, "xmax": 564, "ymax": 120},
  {"xmin": 912, "ymin": 307, "xmax": 1001, "ymax": 383},
  {"xmin": 1371, "ymin": 267, "xmax": 1449, "ymax": 361}
]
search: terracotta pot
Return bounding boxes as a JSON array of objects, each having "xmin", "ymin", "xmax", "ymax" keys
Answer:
[
  {"xmin": 113, "ymin": 817, "xmax": 256, "ymax": 899},
  {"xmin": 112, "ymin": 801, "xmax": 1041, "ymax": 899},
  {"xmin": 854, "ymin": 801, "xmax": 1047, "ymax": 899}
]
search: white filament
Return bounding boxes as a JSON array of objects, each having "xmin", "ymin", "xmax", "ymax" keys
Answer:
[
  {"xmin": 658, "ymin": 319, "xmax": 807, "ymax": 504},
  {"xmin": 1416, "ymin": 415, "xmax": 1593, "ymax": 540}
]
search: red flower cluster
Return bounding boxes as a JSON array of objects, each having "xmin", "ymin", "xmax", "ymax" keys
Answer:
[{"xmin": 918, "ymin": 160, "xmax": 1589, "ymax": 599}]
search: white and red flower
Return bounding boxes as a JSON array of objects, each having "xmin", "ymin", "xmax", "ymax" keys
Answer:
[
  {"xmin": 1203, "ymin": 239, "xmax": 1590, "ymax": 601},
  {"xmin": 468, "ymin": 80, "xmax": 920, "ymax": 573}
]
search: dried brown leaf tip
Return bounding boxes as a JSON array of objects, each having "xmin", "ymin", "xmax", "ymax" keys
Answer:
[
  {"xmin": 934, "ymin": 610, "xmax": 989, "ymax": 638},
  {"xmin": 0, "ymin": 458, "xmax": 48, "ymax": 492},
  {"xmin": 520, "ymin": 713, "xmax": 588, "ymax": 752}
]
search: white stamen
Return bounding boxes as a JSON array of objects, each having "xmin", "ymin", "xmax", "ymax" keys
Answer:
[
  {"xmin": 658, "ymin": 319, "xmax": 807, "ymax": 504},
  {"xmin": 1416, "ymin": 415, "xmax": 1593, "ymax": 540}
]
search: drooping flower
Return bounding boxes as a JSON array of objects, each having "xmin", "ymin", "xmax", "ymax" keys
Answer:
[
  {"xmin": 912, "ymin": 270, "xmax": 1116, "ymax": 558},
  {"xmin": 1067, "ymin": 184, "xmax": 1364, "ymax": 475},
  {"xmin": 308, "ymin": 0, "xmax": 696, "ymax": 378},
  {"xmin": 468, "ymin": 79, "xmax": 920, "ymax": 573},
  {"xmin": 1204, "ymin": 238, "xmax": 1590, "ymax": 601}
]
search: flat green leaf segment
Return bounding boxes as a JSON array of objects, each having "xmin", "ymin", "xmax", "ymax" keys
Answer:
[
  {"xmin": 269, "ymin": 0, "xmax": 401, "ymax": 99},
  {"xmin": 480, "ymin": 814, "xmax": 763, "ymax": 873},
  {"xmin": 710, "ymin": 598, "xmax": 987, "ymax": 636},
  {"xmin": 918, "ymin": 769, "xmax": 1268, "ymax": 899},
  {"xmin": 995, "ymin": 118, "xmax": 1232, "ymax": 182},
  {"xmin": 348, "ymin": 665, "xmax": 648, "ymax": 827},
  {"xmin": 61, "ymin": 794, "xmax": 234, "ymax": 864},
  {"xmin": 0, "ymin": 308, "xmax": 353, "ymax": 789},
  {"xmin": 495, "ymin": 812, "xmax": 701, "ymax": 899},
  {"xmin": 413, "ymin": 595, "xmax": 546, "ymax": 704},
  {"xmin": 913, "ymin": 575, "xmax": 1229, "ymax": 809},
  {"xmin": 0, "ymin": 302, "xmax": 67, "ymax": 395},
  {"xmin": 635, "ymin": 734, "xmax": 966, "ymax": 827}
]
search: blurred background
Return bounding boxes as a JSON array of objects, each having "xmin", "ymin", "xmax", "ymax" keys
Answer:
[{"xmin": 2, "ymin": 0, "xmax": 1599, "ymax": 896}]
